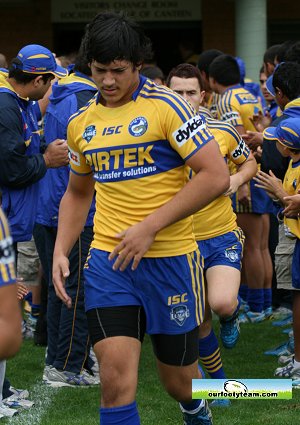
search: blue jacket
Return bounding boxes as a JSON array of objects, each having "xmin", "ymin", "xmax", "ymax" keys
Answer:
[
  {"xmin": 0, "ymin": 70, "xmax": 46, "ymax": 242},
  {"xmin": 36, "ymin": 71, "xmax": 97, "ymax": 227}
]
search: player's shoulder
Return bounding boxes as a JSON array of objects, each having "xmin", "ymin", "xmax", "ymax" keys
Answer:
[
  {"xmin": 68, "ymin": 94, "xmax": 97, "ymax": 126},
  {"xmin": 139, "ymin": 79, "xmax": 195, "ymax": 117},
  {"xmin": 206, "ymin": 117, "xmax": 241, "ymax": 141}
]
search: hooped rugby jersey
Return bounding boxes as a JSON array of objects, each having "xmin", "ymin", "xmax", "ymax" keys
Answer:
[
  {"xmin": 283, "ymin": 159, "xmax": 300, "ymax": 239},
  {"xmin": 0, "ymin": 208, "xmax": 16, "ymax": 286},
  {"xmin": 67, "ymin": 76, "xmax": 214, "ymax": 256},
  {"xmin": 215, "ymin": 84, "xmax": 263, "ymax": 131},
  {"xmin": 193, "ymin": 118, "xmax": 251, "ymax": 240}
]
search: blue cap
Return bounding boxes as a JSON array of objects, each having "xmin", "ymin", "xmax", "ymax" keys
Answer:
[
  {"xmin": 266, "ymin": 62, "xmax": 285, "ymax": 97},
  {"xmin": 235, "ymin": 56, "xmax": 245, "ymax": 85},
  {"xmin": 263, "ymin": 118, "xmax": 300, "ymax": 150},
  {"xmin": 14, "ymin": 44, "xmax": 68, "ymax": 78},
  {"xmin": 266, "ymin": 74, "xmax": 275, "ymax": 97}
]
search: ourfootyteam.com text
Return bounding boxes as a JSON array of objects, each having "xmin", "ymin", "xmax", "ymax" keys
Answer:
[{"xmin": 208, "ymin": 391, "xmax": 278, "ymax": 399}]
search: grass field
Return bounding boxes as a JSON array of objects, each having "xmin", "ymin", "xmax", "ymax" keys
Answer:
[{"xmin": 3, "ymin": 319, "xmax": 299, "ymax": 425}]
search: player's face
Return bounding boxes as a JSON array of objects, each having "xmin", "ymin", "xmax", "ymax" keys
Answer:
[
  {"xmin": 90, "ymin": 60, "xmax": 141, "ymax": 108},
  {"xmin": 259, "ymin": 72, "xmax": 273, "ymax": 103},
  {"xmin": 169, "ymin": 76, "xmax": 205, "ymax": 111}
]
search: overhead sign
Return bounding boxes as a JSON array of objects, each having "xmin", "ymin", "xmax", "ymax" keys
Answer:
[{"xmin": 51, "ymin": 0, "xmax": 201, "ymax": 23}]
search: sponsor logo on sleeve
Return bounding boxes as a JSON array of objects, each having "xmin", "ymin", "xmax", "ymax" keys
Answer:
[
  {"xmin": 221, "ymin": 111, "xmax": 240, "ymax": 122},
  {"xmin": 231, "ymin": 139, "xmax": 246, "ymax": 159},
  {"xmin": 172, "ymin": 116, "xmax": 206, "ymax": 146},
  {"xmin": 69, "ymin": 147, "xmax": 81, "ymax": 166}
]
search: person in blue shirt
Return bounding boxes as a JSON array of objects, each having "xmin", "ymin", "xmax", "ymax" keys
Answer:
[
  {"xmin": 0, "ymin": 44, "xmax": 69, "ymax": 246},
  {"xmin": 34, "ymin": 46, "xmax": 98, "ymax": 387}
]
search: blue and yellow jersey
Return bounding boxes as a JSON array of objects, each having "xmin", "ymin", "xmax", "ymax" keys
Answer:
[
  {"xmin": 0, "ymin": 208, "xmax": 16, "ymax": 286},
  {"xmin": 193, "ymin": 118, "xmax": 251, "ymax": 239},
  {"xmin": 215, "ymin": 84, "xmax": 263, "ymax": 131},
  {"xmin": 283, "ymin": 159, "xmax": 300, "ymax": 239},
  {"xmin": 68, "ymin": 76, "xmax": 214, "ymax": 257},
  {"xmin": 206, "ymin": 92, "xmax": 220, "ymax": 119},
  {"xmin": 198, "ymin": 106, "xmax": 213, "ymax": 119}
]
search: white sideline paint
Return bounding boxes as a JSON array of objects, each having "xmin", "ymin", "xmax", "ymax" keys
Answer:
[{"xmin": 7, "ymin": 382, "xmax": 61, "ymax": 425}]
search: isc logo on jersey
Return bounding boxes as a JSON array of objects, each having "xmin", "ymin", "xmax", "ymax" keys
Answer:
[
  {"xmin": 173, "ymin": 116, "xmax": 205, "ymax": 146},
  {"xmin": 231, "ymin": 139, "xmax": 246, "ymax": 159}
]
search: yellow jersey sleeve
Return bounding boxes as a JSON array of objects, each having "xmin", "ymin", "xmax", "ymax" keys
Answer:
[
  {"xmin": 0, "ymin": 208, "xmax": 16, "ymax": 286},
  {"xmin": 283, "ymin": 160, "xmax": 300, "ymax": 239}
]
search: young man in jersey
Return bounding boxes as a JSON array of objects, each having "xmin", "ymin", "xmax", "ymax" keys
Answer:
[
  {"xmin": 167, "ymin": 64, "xmax": 256, "ymax": 396},
  {"xmin": 254, "ymin": 118, "xmax": 300, "ymax": 385},
  {"xmin": 0, "ymin": 208, "xmax": 22, "ymax": 360},
  {"xmin": 0, "ymin": 208, "xmax": 22, "ymax": 418},
  {"xmin": 209, "ymin": 54, "xmax": 273, "ymax": 323},
  {"xmin": 52, "ymin": 12, "xmax": 230, "ymax": 425}
]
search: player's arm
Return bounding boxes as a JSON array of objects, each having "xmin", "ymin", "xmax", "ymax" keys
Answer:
[
  {"xmin": 52, "ymin": 172, "xmax": 95, "ymax": 306},
  {"xmin": 110, "ymin": 138, "xmax": 230, "ymax": 271},
  {"xmin": 224, "ymin": 152, "xmax": 257, "ymax": 197},
  {"xmin": 0, "ymin": 284, "xmax": 22, "ymax": 359}
]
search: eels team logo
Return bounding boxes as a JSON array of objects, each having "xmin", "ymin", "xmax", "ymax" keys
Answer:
[
  {"xmin": 83, "ymin": 125, "xmax": 96, "ymax": 143},
  {"xmin": 170, "ymin": 305, "xmax": 190, "ymax": 326},
  {"xmin": 224, "ymin": 248, "xmax": 239, "ymax": 263},
  {"xmin": 128, "ymin": 116, "xmax": 148, "ymax": 137}
]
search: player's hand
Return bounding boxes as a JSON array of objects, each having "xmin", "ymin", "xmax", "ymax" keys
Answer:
[
  {"xmin": 43, "ymin": 139, "xmax": 69, "ymax": 168},
  {"xmin": 52, "ymin": 254, "xmax": 72, "ymax": 308},
  {"xmin": 224, "ymin": 174, "xmax": 242, "ymax": 197},
  {"xmin": 237, "ymin": 183, "xmax": 250, "ymax": 207},
  {"xmin": 283, "ymin": 192, "xmax": 300, "ymax": 217},
  {"xmin": 16, "ymin": 277, "xmax": 28, "ymax": 300},
  {"xmin": 109, "ymin": 221, "xmax": 157, "ymax": 271}
]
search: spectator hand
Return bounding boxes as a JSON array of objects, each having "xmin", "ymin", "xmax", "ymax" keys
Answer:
[
  {"xmin": 43, "ymin": 139, "xmax": 69, "ymax": 168},
  {"xmin": 250, "ymin": 110, "xmax": 271, "ymax": 132},
  {"xmin": 16, "ymin": 277, "xmax": 28, "ymax": 300},
  {"xmin": 242, "ymin": 131, "xmax": 263, "ymax": 151},
  {"xmin": 283, "ymin": 192, "xmax": 300, "ymax": 217},
  {"xmin": 254, "ymin": 170, "xmax": 283, "ymax": 199}
]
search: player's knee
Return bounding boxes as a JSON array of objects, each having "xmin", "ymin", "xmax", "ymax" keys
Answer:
[
  {"xmin": 211, "ymin": 298, "xmax": 236, "ymax": 317},
  {"xmin": 100, "ymin": 367, "xmax": 137, "ymax": 405}
]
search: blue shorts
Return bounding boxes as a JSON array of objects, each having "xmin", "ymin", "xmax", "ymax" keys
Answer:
[
  {"xmin": 197, "ymin": 228, "xmax": 244, "ymax": 271},
  {"xmin": 83, "ymin": 248, "xmax": 205, "ymax": 335},
  {"xmin": 292, "ymin": 238, "xmax": 300, "ymax": 289},
  {"xmin": 232, "ymin": 179, "xmax": 273, "ymax": 214}
]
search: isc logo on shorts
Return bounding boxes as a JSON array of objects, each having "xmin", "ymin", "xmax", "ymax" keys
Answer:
[{"xmin": 173, "ymin": 116, "xmax": 205, "ymax": 146}]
